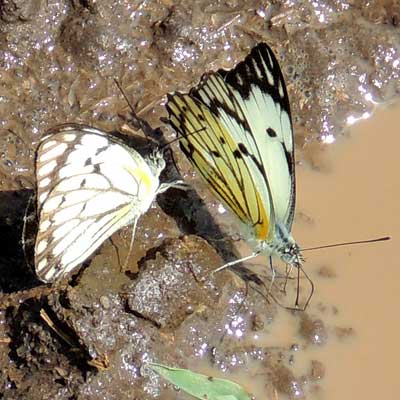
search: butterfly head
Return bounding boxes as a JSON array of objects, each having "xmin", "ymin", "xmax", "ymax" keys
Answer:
[{"xmin": 280, "ymin": 241, "xmax": 304, "ymax": 268}]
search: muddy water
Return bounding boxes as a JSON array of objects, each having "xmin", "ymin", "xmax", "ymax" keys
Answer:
[
  {"xmin": 292, "ymin": 102, "xmax": 399, "ymax": 399},
  {"xmin": 184, "ymin": 104, "xmax": 399, "ymax": 400}
]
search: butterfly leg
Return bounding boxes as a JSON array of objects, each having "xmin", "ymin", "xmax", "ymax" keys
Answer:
[
  {"xmin": 295, "ymin": 265, "xmax": 314, "ymax": 311},
  {"xmin": 121, "ymin": 218, "xmax": 138, "ymax": 272},
  {"xmin": 109, "ymin": 236, "xmax": 122, "ymax": 267},
  {"xmin": 277, "ymin": 264, "xmax": 314, "ymax": 311},
  {"xmin": 282, "ymin": 263, "xmax": 293, "ymax": 295},
  {"xmin": 266, "ymin": 255, "xmax": 276, "ymax": 296},
  {"xmin": 22, "ymin": 194, "xmax": 37, "ymax": 271}
]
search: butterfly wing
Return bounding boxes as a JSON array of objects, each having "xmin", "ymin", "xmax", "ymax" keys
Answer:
[
  {"xmin": 166, "ymin": 43, "xmax": 295, "ymax": 242},
  {"xmin": 35, "ymin": 124, "xmax": 160, "ymax": 282},
  {"xmin": 167, "ymin": 93, "xmax": 272, "ymax": 241},
  {"xmin": 194, "ymin": 43, "xmax": 295, "ymax": 231}
]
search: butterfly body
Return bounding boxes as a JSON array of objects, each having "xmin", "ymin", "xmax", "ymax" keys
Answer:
[
  {"xmin": 166, "ymin": 43, "xmax": 303, "ymax": 272},
  {"xmin": 35, "ymin": 124, "xmax": 173, "ymax": 282}
]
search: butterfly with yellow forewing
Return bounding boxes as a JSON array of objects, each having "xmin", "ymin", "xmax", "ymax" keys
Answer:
[
  {"xmin": 166, "ymin": 43, "xmax": 311, "ymax": 307},
  {"xmin": 34, "ymin": 123, "xmax": 183, "ymax": 283}
]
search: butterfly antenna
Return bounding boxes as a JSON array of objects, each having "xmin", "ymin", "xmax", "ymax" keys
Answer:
[
  {"xmin": 159, "ymin": 127, "xmax": 207, "ymax": 151},
  {"xmin": 114, "ymin": 79, "xmax": 157, "ymax": 139},
  {"xmin": 114, "ymin": 79, "xmax": 137, "ymax": 114},
  {"xmin": 301, "ymin": 236, "xmax": 390, "ymax": 252}
]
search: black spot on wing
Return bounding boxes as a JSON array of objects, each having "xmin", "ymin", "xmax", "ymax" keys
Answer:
[
  {"xmin": 84, "ymin": 158, "xmax": 92, "ymax": 166},
  {"xmin": 267, "ymin": 127, "xmax": 277, "ymax": 137},
  {"xmin": 95, "ymin": 146, "xmax": 108, "ymax": 156}
]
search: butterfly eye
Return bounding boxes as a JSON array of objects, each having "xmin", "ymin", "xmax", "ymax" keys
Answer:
[{"xmin": 280, "ymin": 243, "xmax": 301, "ymax": 265}]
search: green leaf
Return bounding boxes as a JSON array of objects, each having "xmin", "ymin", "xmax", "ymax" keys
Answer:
[{"xmin": 146, "ymin": 362, "xmax": 253, "ymax": 400}]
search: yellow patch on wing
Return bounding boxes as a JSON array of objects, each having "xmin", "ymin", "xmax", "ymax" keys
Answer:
[
  {"xmin": 254, "ymin": 190, "xmax": 270, "ymax": 241},
  {"xmin": 127, "ymin": 166, "xmax": 154, "ymax": 192}
]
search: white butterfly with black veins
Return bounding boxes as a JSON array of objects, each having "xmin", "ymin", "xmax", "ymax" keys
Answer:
[
  {"xmin": 35, "ymin": 123, "xmax": 181, "ymax": 283},
  {"xmin": 166, "ymin": 43, "xmax": 310, "ymax": 306}
]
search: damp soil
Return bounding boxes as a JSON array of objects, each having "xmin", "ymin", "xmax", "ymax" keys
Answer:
[{"xmin": 0, "ymin": 1, "xmax": 399, "ymax": 399}]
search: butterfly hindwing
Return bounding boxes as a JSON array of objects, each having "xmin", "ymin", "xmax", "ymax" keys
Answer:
[
  {"xmin": 167, "ymin": 93, "xmax": 271, "ymax": 241},
  {"xmin": 35, "ymin": 124, "xmax": 161, "ymax": 282}
]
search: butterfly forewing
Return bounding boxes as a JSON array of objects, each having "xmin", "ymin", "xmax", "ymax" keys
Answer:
[
  {"xmin": 35, "ymin": 124, "xmax": 161, "ymax": 282},
  {"xmin": 200, "ymin": 44, "xmax": 295, "ymax": 230},
  {"xmin": 227, "ymin": 43, "xmax": 295, "ymax": 229}
]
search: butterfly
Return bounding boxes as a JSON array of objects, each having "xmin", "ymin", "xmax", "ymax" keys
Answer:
[
  {"xmin": 166, "ymin": 43, "xmax": 310, "ymax": 306},
  {"xmin": 34, "ymin": 123, "xmax": 182, "ymax": 283}
]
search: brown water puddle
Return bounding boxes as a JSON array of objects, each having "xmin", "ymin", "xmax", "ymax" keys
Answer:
[
  {"xmin": 291, "ymin": 102, "xmax": 399, "ymax": 400},
  {"xmin": 184, "ymin": 104, "xmax": 399, "ymax": 400},
  {"xmin": 105, "ymin": 69, "xmax": 397, "ymax": 400}
]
